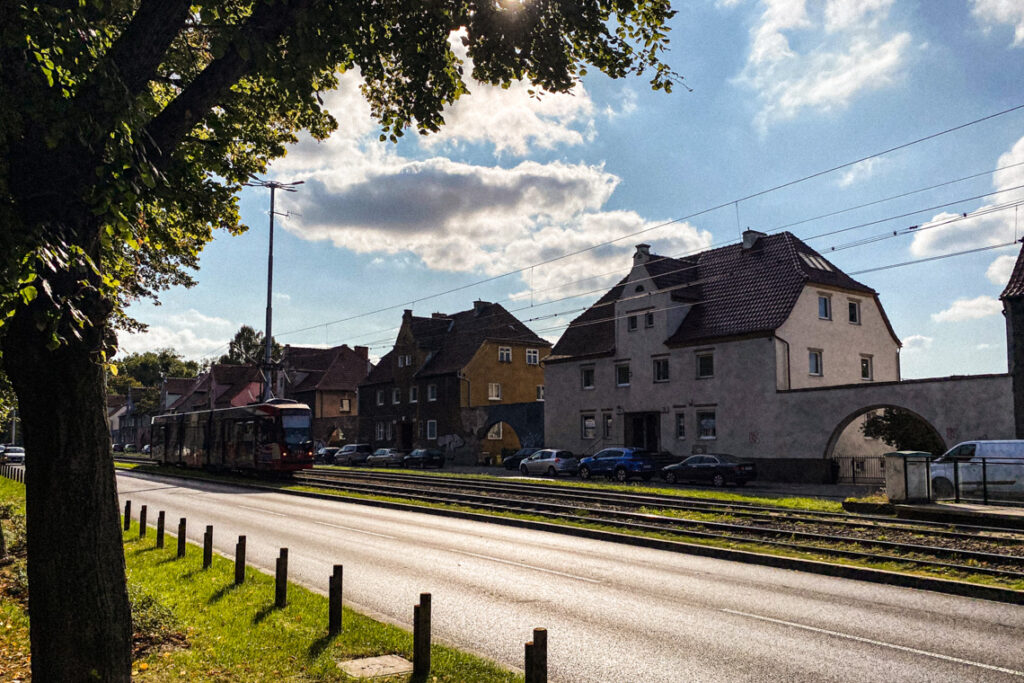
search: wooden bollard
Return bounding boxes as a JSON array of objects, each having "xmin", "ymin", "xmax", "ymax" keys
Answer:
[
  {"xmin": 156, "ymin": 511, "xmax": 165, "ymax": 548},
  {"xmin": 234, "ymin": 535, "xmax": 246, "ymax": 585},
  {"xmin": 138, "ymin": 505, "xmax": 147, "ymax": 539},
  {"xmin": 413, "ymin": 593, "xmax": 431, "ymax": 677},
  {"xmin": 525, "ymin": 642, "xmax": 535, "ymax": 683},
  {"xmin": 532, "ymin": 628, "xmax": 547, "ymax": 683},
  {"xmin": 328, "ymin": 565, "xmax": 343, "ymax": 635},
  {"xmin": 123, "ymin": 500, "xmax": 131, "ymax": 531},
  {"xmin": 275, "ymin": 548, "xmax": 288, "ymax": 608},
  {"xmin": 203, "ymin": 525, "xmax": 213, "ymax": 569},
  {"xmin": 177, "ymin": 518, "xmax": 186, "ymax": 559}
]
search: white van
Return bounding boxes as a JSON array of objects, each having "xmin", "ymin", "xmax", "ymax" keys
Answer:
[{"xmin": 930, "ymin": 441, "xmax": 1024, "ymax": 501}]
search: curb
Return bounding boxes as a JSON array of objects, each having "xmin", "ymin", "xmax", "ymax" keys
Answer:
[{"xmin": 119, "ymin": 469, "xmax": 1024, "ymax": 606}]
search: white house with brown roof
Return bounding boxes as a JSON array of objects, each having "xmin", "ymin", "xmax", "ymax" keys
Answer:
[{"xmin": 543, "ymin": 230, "xmax": 901, "ymax": 467}]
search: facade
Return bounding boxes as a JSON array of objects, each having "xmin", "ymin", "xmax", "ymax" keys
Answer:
[
  {"xmin": 275, "ymin": 344, "xmax": 372, "ymax": 445},
  {"xmin": 544, "ymin": 230, "xmax": 901, "ymax": 462},
  {"xmin": 359, "ymin": 301, "xmax": 550, "ymax": 461},
  {"xmin": 166, "ymin": 364, "xmax": 263, "ymax": 413}
]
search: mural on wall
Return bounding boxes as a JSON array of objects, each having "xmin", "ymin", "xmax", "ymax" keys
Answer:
[{"xmin": 437, "ymin": 433, "xmax": 465, "ymax": 453}]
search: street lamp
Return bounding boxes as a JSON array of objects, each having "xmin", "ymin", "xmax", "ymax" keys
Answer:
[{"xmin": 244, "ymin": 177, "xmax": 304, "ymax": 401}]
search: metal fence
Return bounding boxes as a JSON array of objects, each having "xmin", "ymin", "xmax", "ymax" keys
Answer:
[
  {"xmin": 832, "ymin": 455, "xmax": 886, "ymax": 485},
  {"xmin": 898, "ymin": 454, "xmax": 1024, "ymax": 506}
]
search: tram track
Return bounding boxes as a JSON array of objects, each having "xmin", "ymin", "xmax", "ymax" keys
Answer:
[{"xmin": 291, "ymin": 468, "xmax": 1024, "ymax": 584}]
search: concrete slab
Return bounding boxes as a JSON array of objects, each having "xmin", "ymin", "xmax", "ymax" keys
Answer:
[{"xmin": 337, "ymin": 654, "xmax": 414, "ymax": 679}]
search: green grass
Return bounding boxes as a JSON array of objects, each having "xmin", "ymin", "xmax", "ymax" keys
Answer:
[{"xmin": 0, "ymin": 474, "xmax": 519, "ymax": 681}]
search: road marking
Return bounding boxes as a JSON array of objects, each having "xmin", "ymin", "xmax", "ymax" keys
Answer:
[
  {"xmin": 313, "ymin": 521, "xmax": 396, "ymax": 539},
  {"xmin": 721, "ymin": 609, "xmax": 1024, "ymax": 677},
  {"xmin": 236, "ymin": 504, "xmax": 287, "ymax": 517},
  {"xmin": 449, "ymin": 549, "xmax": 602, "ymax": 584}
]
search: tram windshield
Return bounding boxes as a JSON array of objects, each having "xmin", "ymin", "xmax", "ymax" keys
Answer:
[{"xmin": 281, "ymin": 412, "xmax": 312, "ymax": 446}]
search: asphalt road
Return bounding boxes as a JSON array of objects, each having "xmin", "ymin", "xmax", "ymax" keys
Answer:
[{"xmin": 116, "ymin": 471, "xmax": 1024, "ymax": 682}]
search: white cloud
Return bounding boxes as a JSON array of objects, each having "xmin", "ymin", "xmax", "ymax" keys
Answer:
[
  {"xmin": 910, "ymin": 135, "xmax": 1024, "ymax": 257},
  {"xmin": 931, "ymin": 296, "xmax": 1002, "ymax": 323},
  {"xmin": 732, "ymin": 0, "xmax": 910, "ymax": 129},
  {"xmin": 986, "ymin": 253, "xmax": 1018, "ymax": 285},
  {"xmin": 976, "ymin": 343, "xmax": 994, "ymax": 350},
  {"xmin": 837, "ymin": 158, "xmax": 883, "ymax": 187},
  {"xmin": 166, "ymin": 308, "xmax": 234, "ymax": 330},
  {"xmin": 116, "ymin": 326, "xmax": 228, "ymax": 361},
  {"xmin": 972, "ymin": 0, "xmax": 1024, "ymax": 46},
  {"xmin": 901, "ymin": 334, "xmax": 933, "ymax": 352}
]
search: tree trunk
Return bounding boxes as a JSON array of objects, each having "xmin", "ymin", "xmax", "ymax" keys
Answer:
[{"xmin": 2, "ymin": 307, "xmax": 132, "ymax": 681}]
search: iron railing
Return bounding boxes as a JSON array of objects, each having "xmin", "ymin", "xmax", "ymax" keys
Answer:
[
  {"xmin": 833, "ymin": 455, "xmax": 886, "ymax": 485},
  {"xmin": 901, "ymin": 454, "xmax": 1024, "ymax": 506}
]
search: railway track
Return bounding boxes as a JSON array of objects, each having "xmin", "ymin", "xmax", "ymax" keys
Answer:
[{"xmin": 293, "ymin": 468, "xmax": 1024, "ymax": 583}]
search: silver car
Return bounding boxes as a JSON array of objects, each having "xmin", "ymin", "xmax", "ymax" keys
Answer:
[
  {"xmin": 366, "ymin": 448, "xmax": 405, "ymax": 467},
  {"xmin": 3, "ymin": 446, "xmax": 25, "ymax": 464},
  {"xmin": 519, "ymin": 449, "xmax": 578, "ymax": 477}
]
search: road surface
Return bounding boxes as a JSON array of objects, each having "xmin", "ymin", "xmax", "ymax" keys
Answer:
[{"xmin": 116, "ymin": 471, "xmax": 1024, "ymax": 682}]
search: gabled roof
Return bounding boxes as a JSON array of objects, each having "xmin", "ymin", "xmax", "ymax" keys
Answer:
[
  {"xmin": 362, "ymin": 302, "xmax": 549, "ymax": 385},
  {"xmin": 166, "ymin": 364, "xmax": 262, "ymax": 411},
  {"xmin": 551, "ymin": 231, "xmax": 885, "ymax": 359},
  {"xmin": 1000, "ymin": 241, "xmax": 1024, "ymax": 299},
  {"xmin": 281, "ymin": 345, "xmax": 370, "ymax": 394}
]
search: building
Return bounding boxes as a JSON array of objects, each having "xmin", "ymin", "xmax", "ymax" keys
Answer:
[
  {"xmin": 165, "ymin": 364, "xmax": 263, "ymax": 413},
  {"xmin": 359, "ymin": 301, "xmax": 550, "ymax": 462},
  {"xmin": 275, "ymin": 344, "xmax": 372, "ymax": 445},
  {"xmin": 544, "ymin": 230, "xmax": 901, "ymax": 465}
]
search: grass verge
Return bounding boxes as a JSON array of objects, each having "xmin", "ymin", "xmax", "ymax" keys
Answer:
[{"xmin": 0, "ymin": 475, "xmax": 518, "ymax": 681}]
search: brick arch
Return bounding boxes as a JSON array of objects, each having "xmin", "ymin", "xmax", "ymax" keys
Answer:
[
  {"xmin": 479, "ymin": 402, "xmax": 545, "ymax": 449},
  {"xmin": 823, "ymin": 403, "xmax": 946, "ymax": 459}
]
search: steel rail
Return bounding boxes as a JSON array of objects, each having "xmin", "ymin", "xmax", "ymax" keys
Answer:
[{"xmin": 294, "ymin": 472, "xmax": 1024, "ymax": 572}]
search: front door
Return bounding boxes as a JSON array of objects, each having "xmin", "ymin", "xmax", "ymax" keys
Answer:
[
  {"xmin": 625, "ymin": 413, "xmax": 660, "ymax": 452},
  {"xmin": 399, "ymin": 421, "xmax": 414, "ymax": 450}
]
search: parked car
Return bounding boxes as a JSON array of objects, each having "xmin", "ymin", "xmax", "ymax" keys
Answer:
[
  {"xmin": 520, "ymin": 449, "xmax": 578, "ymax": 477},
  {"xmin": 141, "ymin": 444, "xmax": 151, "ymax": 455},
  {"xmin": 929, "ymin": 440, "xmax": 1024, "ymax": 500},
  {"xmin": 367, "ymin": 448, "xmax": 406, "ymax": 467},
  {"xmin": 661, "ymin": 453, "xmax": 756, "ymax": 487},
  {"xmin": 502, "ymin": 447, "xmax": 542, "ymax": 470},
  {"xmin": 124, "ymin": 443, "xmax": 136, "ymax": 453},
  {"xmin": 335, "ymin": 443, "xmax": 373, "ymax": 465},
  {"xmin": 316, "ymin": 446, "xmax": 341, "ymax": 464},
  {"xmin": 3, "ymin": 446, "xmax": 25, "ymax": 464},
  {"xmin": 112, "ymin": 443, "xmax": 124, "ymax": 453},
  {"xmin": 404, "ymin": 448, "xmax": 445, "ymax": 469},
  {"xmin": 578, "ymin": 448, "xmax": 657, "ymax": 482}
]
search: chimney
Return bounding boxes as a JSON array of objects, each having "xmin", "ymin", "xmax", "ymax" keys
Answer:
[
  {"xmin": 432, "ymin": 312, "xmax": 447, "ymax": 319},
  {"xmin": 633, "ymin": 244, "xmax": 651, "ymax": 265},
  {"xmin": 402, "ymin": 309, "xmax": 413, "ymax": 321},
  {"xmin": 742, "ymin": 229, "xmax": 766, "ymax": 250},
  {"xmin": 473, "ymin": 300, "xmax": 489, "ymax": 316},
  {"xmin": 354, "ymin": 345, "xmax": 368, "ymax": 360}
]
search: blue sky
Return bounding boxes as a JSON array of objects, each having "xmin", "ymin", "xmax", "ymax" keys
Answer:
[{"xmin": 120, "ymin": 0, "xmax": 1024, "ymax": 380}]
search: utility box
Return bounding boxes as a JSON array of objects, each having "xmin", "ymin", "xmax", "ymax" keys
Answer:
[{"xmin": 884, "ymin": 452, "xmax": 932, "ymax": 502}]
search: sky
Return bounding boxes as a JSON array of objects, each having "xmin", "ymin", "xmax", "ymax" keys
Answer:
[{"xmin": 119, "ymin": 0, "xmax": 1024, "ymax": 380}]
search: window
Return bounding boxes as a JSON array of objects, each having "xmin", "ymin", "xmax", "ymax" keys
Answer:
[
  {"xmin": 397, "ymin": 355, "xmax": 404, "ymax": 368},
  {"xmin": 675, "ymin": 413, "xmax": 686, "ymax": 439},
  {"xmin": 426, "ymin": 420, "xmax": 437, "ymax": 440},
  {"xmin": 536, "ymin": 385, "xmax": 545, "ymax": 401},
  {"xmin": 603, "ymin": 413, "xmax": 613, "ymax": 439},
  {"xmin": 809, "ymin": 349, "xmax": 823, "ymax": 376},
  {"xmin": 616, "ymin": 363, "xmax": 630, "ymax": 386},
  {"xmin": 697, "ymin": 410, "xmax": 717, "ymax": 439},
  {"xmin": 645, "ymin": 311, "xmax": 655, "ymax": 328},
  {"xmin": 385, "ymin": 422, "xmax": 393, "ymax": 440},
  {"xmin": 818, "ymin": 295, "xmax": 832, "ymax": 320},
  {"xmin": 848, "ymin": 300, "xmax": 861, "ymax": 325},
  {"xmin": 526, "ymin": 348, "xmax": 539, "ymax": 365},
  {"xmin": 428, "ymin": 384, "xmax": 438, "ymax": 401},
  {"xmin": 392, "ymin": 388, "xmax": 401, "ymax": 404},
  {"xmin": 653, "ymin": 357, "xmax": 670, "ymax": 383},
  {"xmin": 627, "ymin": 315, "xmax": 638, "ymax": 331},
  {"xmin": 581, "ymin": 415, "xmax": 596, "ymax": 439},
  {"xmin": 487, "ymin": 423, "xmax": 502, "ymax": 440},
  {"xmin": 409, "ymin": 386, "xmax": 418, "ymax": 403},
  {"xmin": 375, "ymin": 422, "xmax": 385, "ymax": 440},
  {"xmin": 860, "ymin": 355, "xmax": 873, "ymax": 381},
  {"xmin": 488, "ymin": 382, "xmax": 502, "ymax": 400},
  {"xmin": 581, "ymin": 366, "xmax": 595, "ymax": 390},
  {"xmin": 498, "ymin": 346, "xmax": 512, "ymax": 363},
  {"xmin": 696, "ymin": 352, "xmax": 714, "ymax": 379},
  {"xmin": 340, "ymin": 398, "xmax": 350, "ymax": 412},
  {"xmin": 376, "ymin": 389, "xmax": 384, "ymax": 406}
]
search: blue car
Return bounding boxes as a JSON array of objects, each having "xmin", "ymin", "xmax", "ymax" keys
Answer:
[{"xmin": 578, "ymin": 448, "xmax": 657, "ymax": 482}]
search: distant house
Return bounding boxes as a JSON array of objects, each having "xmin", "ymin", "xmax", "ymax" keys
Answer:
[
  {"xmin": 275, "ymin": 344, "xmax": 372, "ymax": 445},
  {"xmin": 544, "ymin": 230, "xmax": 901, "ymax": 461},
  {"xmin": 359, "ymin": 301, "xmax": 550, "ymax": 463},
  {"xmin": 165, "ymin": 364, "xmax": 263, "ymax": 413}
]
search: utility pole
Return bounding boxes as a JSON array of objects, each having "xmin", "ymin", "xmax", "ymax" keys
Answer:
[{"xmin": 244, "ymin": 177, "xmax": 303, "ymax": 401}]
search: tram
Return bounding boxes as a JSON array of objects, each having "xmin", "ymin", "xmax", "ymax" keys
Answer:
[{"xmin": 151, "ymin": 399, "xmax": 314, "ymax": 473}]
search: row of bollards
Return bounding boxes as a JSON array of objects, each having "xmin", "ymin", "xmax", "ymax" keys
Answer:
[
  {"xmin": 0, "ymin": 464, "xmax": 25, "ymax": 483},
  {"xmin": 122, "ymin": 499, "xmax": 547, "ymax": 680}
]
